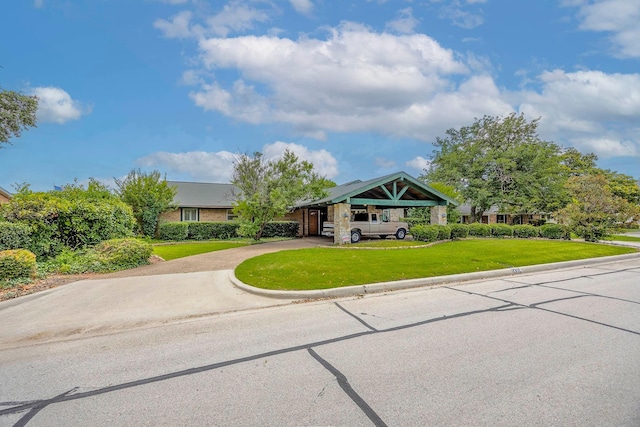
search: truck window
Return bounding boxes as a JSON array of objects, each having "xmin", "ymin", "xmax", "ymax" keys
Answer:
[{"xmin": 371, "ymin": 213, "xmax": 377, "ymax": 223}]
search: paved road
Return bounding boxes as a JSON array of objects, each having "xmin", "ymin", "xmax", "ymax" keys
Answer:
[{"xmin": 1, "ymin": 257, "xmax": 638, "ymax": 426}]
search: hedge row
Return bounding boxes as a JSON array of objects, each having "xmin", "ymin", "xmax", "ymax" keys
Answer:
[
  {"xmin": 157, "ymin": 221, "xmax": 300, "ymax": 241},
  {"xmin": 411, "ymin": 223, "xmax": 570, "ymax": 242}
]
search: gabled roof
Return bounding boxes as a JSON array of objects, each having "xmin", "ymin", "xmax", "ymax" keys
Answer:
[
  {"xmin": 298, "ymin": 171, "xmax": 458, "ymax": 208},
  {"xmin": 167, "ymin": 181, "xmax": 238, "ymax": 208}
]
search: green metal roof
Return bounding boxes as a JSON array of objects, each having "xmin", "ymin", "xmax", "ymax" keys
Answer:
[{"xmin": 297, "ymin": 171, "xmax": 458, "ymax": 208}]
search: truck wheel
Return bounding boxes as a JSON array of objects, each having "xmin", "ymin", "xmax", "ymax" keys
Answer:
[
  {"xmin": 395, "ymin": 228, "xmax": 406, "ymax": 240},
  {"xmin": 351, "ymin": 230, "xmax": 361, "ymax": 243}
]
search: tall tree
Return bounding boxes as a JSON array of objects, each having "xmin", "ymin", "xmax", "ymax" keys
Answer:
[
  {"xmin": 232, "ymin": 150, "xmax": 329, "ymax": 240},
  {"xmin": 423, "ymin": 113, "xmax": 567, "ymax": 222},
  {"xmin": 0, "ymin": 87, "xmax": 38, "ymax": 148},
  {"xmin": 114, "ymin": 170, "xmax": 177, "ymax": 237}
]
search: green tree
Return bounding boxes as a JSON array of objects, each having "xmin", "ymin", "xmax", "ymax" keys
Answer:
[
  {"xmin": 114, "ymin": 170, "xmax": 177, "ymax": 237},
  {"xmin": 423, "ymin": 113, "xmax": 567, "ymax": 222},
  {"xmin": 556, "ymin": 174, "xmax": 640, "ymax": 241},
  {"xmin": 232, "ymin": 150, "xmax": 329, "ymax": 240},
  {"xmin": 0, "ymin": 87, "xmax": 38, "ymax": 148}
]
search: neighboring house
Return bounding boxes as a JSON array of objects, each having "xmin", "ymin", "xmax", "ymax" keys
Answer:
[
  {"xmin": 0, "ymin": 187, "xmax": 12, "ymax": 205},
  {"xmin": 457, "ymin": 204, "xmax": 547, "ymax": 225},
  {"xmin": 161, "ymin": 172, "xmax": 458, "ymax": 244},
  {"xmin": 159, "ymin": 181, "xmax": 239, "ymax": 223}
]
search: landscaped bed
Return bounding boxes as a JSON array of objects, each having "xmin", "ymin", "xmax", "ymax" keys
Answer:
[{"xmin": 235, "ymin": 239, "xmax": 637, "ymax": 290}]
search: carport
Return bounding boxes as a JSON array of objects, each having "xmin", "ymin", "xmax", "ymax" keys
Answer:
[{"xmin": 294, "ymin": 171, "xmax": 458, "ymax": 244}]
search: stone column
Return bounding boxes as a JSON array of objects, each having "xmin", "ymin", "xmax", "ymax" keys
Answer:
[
  {"xmin": 333, "ymin": 202, "xmax": 351, "ymax": 245},
  {"xmin": 431, "ymin": 205, "xmax": 448, "ymax": 225}
]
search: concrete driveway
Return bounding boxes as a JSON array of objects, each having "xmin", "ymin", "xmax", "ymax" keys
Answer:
[{"xmin": 0, "ymin": 238, "xmax": 331, "ymax": 348}]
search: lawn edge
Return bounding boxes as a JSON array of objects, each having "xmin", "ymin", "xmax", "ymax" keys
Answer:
[{"xmin": 230, "ymin": 251, "xmax": 640, "ymax": 300}]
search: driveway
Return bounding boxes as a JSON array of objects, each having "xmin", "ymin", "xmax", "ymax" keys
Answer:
[{"xmin": 0, "ymin": 237, "xmax": 332, "ymax": 349}]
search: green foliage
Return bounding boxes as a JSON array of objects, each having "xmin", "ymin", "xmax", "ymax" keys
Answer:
[
  {"xmin": 0, "ymin": 221, "xmax": 32, "ymax": 250},
  {"xmin": 0, "ymin": 87, "xmax": 38, "ymax": 147},
  {"xmin": 46, "ymin": 238, "xmax": 152, "ymax": 274},
  {"xmin": 261, "ymin": 221, "xmax": 300, "ymax": 238},
  {"xmin": 232, "ymin": 150, "xmax": 329, "ymax": 240},
  {"xmin": 556, "ymin": 174, "xmax": 640, "ymax": 241},
  {"xmin": 405, "ymin": 207, "xmax": 431, "ymax": 227},
  {"xmin": 115, "ymin": 169, "xmax": 177, "ymax": 237},
  {"xmin": 436, "ymin": 225, "xmax": 452, "ymax": 240},
  {"xmin": 0, "ymin": 249, "xmax": 36, "ymax": 281},
  {"xmin": 424, "ymin": 113, "xmax": 567, "ymax": 222},
  {"xmin": 513, "ymin": 225, "xmax": 538, "ymax": 238},
  {"xmin": 0, "ymin": 180, "xmax": 135, "ymax": 258},
  {"xmin": 450, "ymin": 224, "xmax": 469, "ymax": 239},
  {"xmin": 468, "ymin": 223, "xmax": 491, "ymax": 237},
  {"xmin": 539, "ymin": 224, "xmax": 570, "ymax": 240},
  {"xmin": 157, "ymin": 222, "xmax": 189, "ymax": 241},
  {"xmin": 411, "ymin": 224, "xmax": 439, "ymax": 242},
  {"xmin": 187, "ymin": 222, "xmax": 239, "ymax": 240},
  {"xmin": 490, "ymin": 224, "xmax": 513, "ymax": 238}
]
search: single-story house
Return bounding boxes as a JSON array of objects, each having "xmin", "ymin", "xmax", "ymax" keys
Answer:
[
  {"xmin": 160, "ymin": 171, "xmax": 458, "ymax": 244},
  {"xmin": 458, "ymin": 204, "xmax": 548, "ymax": 225},
  {"xmin": 0, "ymin": 187, "xmax": 12, "ymax": 205}
]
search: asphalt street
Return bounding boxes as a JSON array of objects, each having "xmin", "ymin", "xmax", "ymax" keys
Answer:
[{"xmin": 1, "ymin": 257, "xmax": 639, "ymax": 426}]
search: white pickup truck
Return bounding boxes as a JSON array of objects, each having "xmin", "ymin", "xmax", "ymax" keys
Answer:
[{"xmin": 322, "ymin": 212, "xmax": 409, "ymax": 243}]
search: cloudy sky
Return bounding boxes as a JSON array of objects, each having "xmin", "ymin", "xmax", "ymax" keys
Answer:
[{"xmin": 1, "ymin": 0, "xmax": 639, "ymax": 191}]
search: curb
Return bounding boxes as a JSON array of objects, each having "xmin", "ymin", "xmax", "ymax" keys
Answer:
[{"xmin": 229, "ymin": 251, "xmax": 640, "ymax": 300}]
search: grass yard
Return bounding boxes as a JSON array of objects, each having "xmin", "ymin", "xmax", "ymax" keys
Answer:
[
  {"xmin": 153, "ymin": 241, "xmax": 248, "ymax": 260},
  {"xmin": 235, "ymin": 239, "xmax": 637, "ymax": 290},
  {"xmin": 609, "ymin": 235, "xmax": 640, "ymax": 242}
]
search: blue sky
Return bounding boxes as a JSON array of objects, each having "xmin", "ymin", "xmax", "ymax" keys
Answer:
[{"xmin": 1, "ymin": 0, "xmax": 639, "ymax": 192}]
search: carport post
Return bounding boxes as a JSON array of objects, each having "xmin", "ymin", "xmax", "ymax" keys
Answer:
[
  {"xmin": 334, "ymin": 202, "xmax": 351, "ymax": 245},
  {"xmin": 431, "ymin": 205, "xmax": 447, "ymax": 225}
]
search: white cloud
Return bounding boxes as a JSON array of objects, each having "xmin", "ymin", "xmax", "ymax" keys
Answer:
[
  {"xmin": 517, "ymin": 69, "xmax": 640, "ymax": 158},
  {"xmin": 375, "ymin": 157, "xmax": 397, "ymax": 169},
  {"xmin": 138, "ymin": 151, "xmax": 236, "ymax": 182},
  {"xmin": 33, "ymin": 0, "xmax": 44, "ymax": 8},
  {"xmin": 32, "ymin": 86, "xmax": 89, "ymax": 124},
  {"xmin": 289, "ymin": 0, "xmax": 313, "ymax": 15},
  {"xmin": 262, "ymin": 142, "xmax": 339, "ymax": 178},
  {"xmin": 438, "ymin": 1, "xmax": 484, "ymax": 29},
  {"xmin": 154, "ymin": 11, "xmax": 193, "ymax": 39},
  {"xmin": 567, "ymin": 0, "xmax": 640, "ymax": 58},
  {"xmin": 188, "ymin": 23, "xmax": 514, "ymax": 141},
  {"xmin": 385, "ymin": 8, "xmax": 419, "ymax": 34},
  {"xmin": 406, "ymin": 156, "xmax": 431, "ymax": 172},
  {"xmin": 206, "ymin": 0, "xmax": 270, "ymax": 37},
  {"xmin": 157, "ymin": 0, "xmax": 190, "ymax": 4}
]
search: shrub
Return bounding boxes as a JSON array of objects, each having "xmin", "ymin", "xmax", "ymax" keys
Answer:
[
  {"xmin": 573, "ymin": 224, "xmax": 609, "ymax": 242},
  {"xmin": 0, "ymin": 249, "xmax": 37, "ymax": 281},
  {"xmin": 93, "ymin": 238, "xmax": 152, "ymax": 270},
  {"xmin": 0, "ymin": 222, "xmax": 32, "ymax": 251},
  {"xmin": 411, "ymin": 225, "xmax": 439, "ymax": 242},
  {"xmin": 188, "ymin": 222, "xmax": 239, "ymax": 240},
  {"xmin": 530, "ymin": 219, "xmax": 547, "ymax": 227},
  {"xmin": 513, "ymin": 225, "xmax": 538, "ymax": 238},
  {"xmin": 436, "ymin": 225, "xmax": 452, "ymax": 240},
  {"xmin": 539, "ymin": 224, "xmax": 570, "ymax": 240},
  {"xmin": 468, "ymin": 223, "xmax": 491, "ymax": 237},
  {"xmin": 158, "ymin": 222, "xmax": 189, "ymax": 241},
  {"xmin": 450, "ymin": 224, "xmax": 469, "ymax": 239},
  {"xmin": 490, "ymin": 224, "xmax": 513, "ymax": 238},
  {"xmin": 404, "ymin": 217, "xmax": 429, "ymax": 230},
  {"xmin": 261, "ymin": 221, "xmax": 300, "ymax": 238}
]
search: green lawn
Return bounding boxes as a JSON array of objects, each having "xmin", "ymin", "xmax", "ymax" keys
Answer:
[
  {"xmin": 235, "ymin": 239, "xmax": 636, "ymax": 290},
  {"xmin": 609, "ymin": 235, "xmax": 640, "ymax": 242},
  {"xmin": 153, "ymin": 241, "xmax": 248, "ymax": 260}
]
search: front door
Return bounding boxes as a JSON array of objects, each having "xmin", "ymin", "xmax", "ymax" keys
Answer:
[{"xmin": 309, "ymin": 210, "xmax": 319, "ymax": 235}]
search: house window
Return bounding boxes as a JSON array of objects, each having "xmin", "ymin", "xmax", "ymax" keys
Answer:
[
  {"xmin": 382, "ymin": 209, "xmax": 391, "ymax": 222},
  {"xmin": 181, "ymin": 208, "xmax": 199, "ymax": 222},
  {"xmin": 497, "ymin": 214, "xmax": 506, "ymax": 224},
  {"xmin": 226, "ymin": 209, "xmax": 238, "ymax": 221}
]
